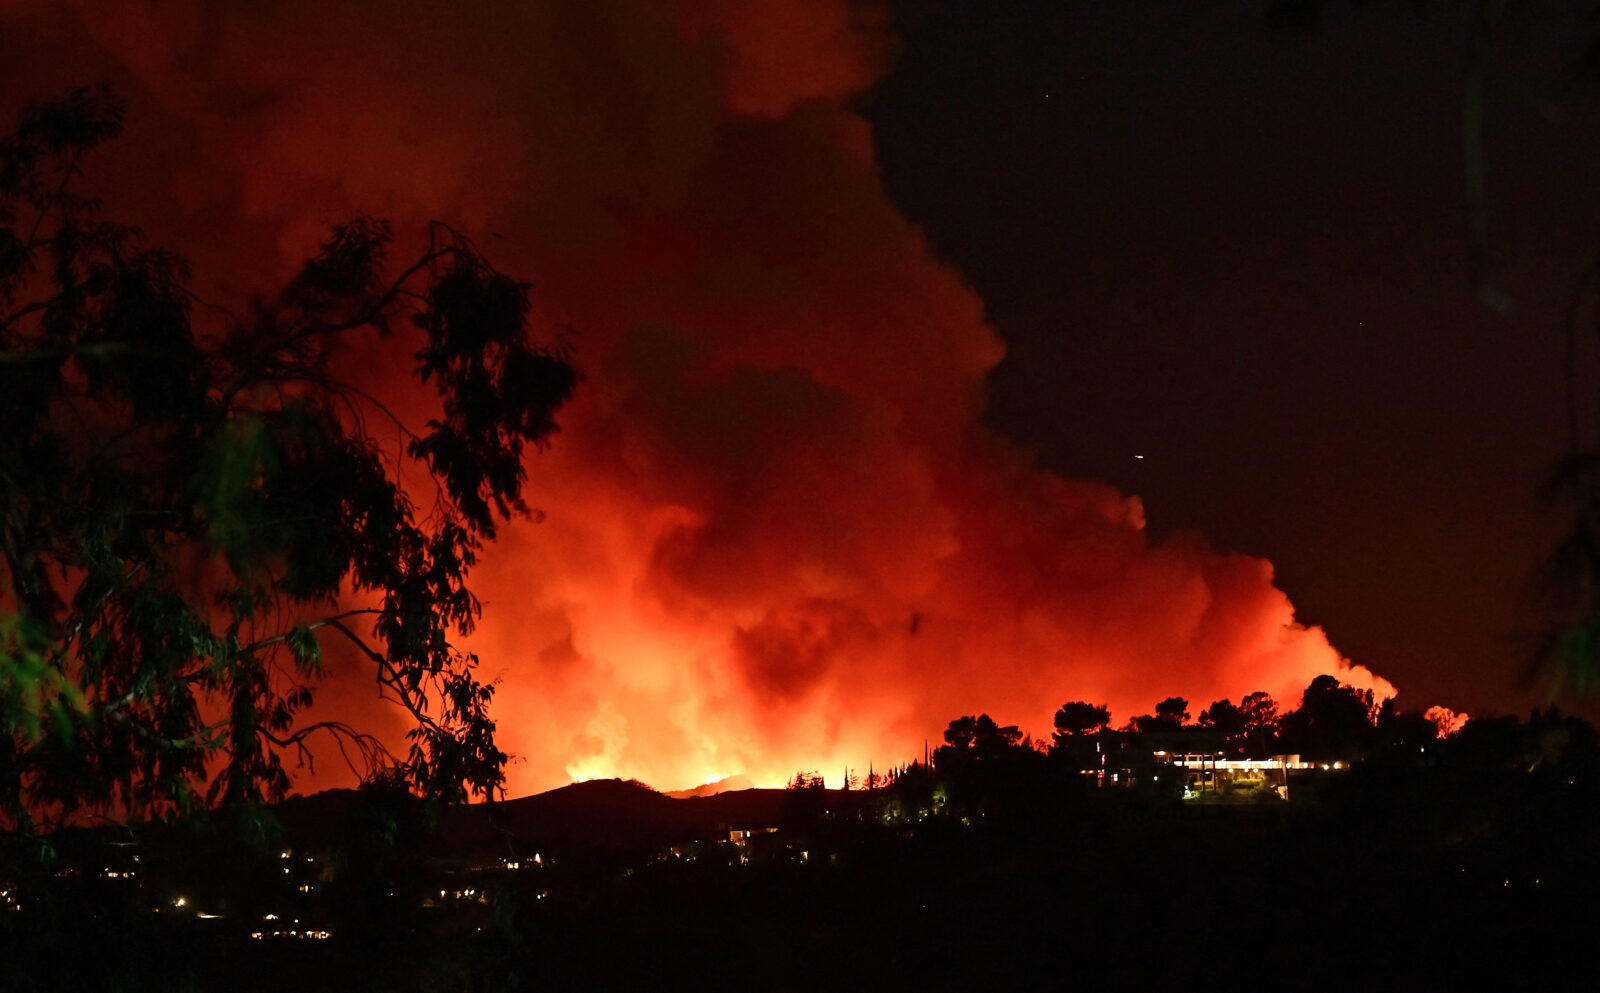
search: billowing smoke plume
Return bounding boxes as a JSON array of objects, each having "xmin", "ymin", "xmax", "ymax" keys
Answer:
[{"xmin": 1, "ymin": 0, "xmax": 1393, "ymax": 794}]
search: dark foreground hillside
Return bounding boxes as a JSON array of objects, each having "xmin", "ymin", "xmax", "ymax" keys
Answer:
[{"xmin": 4, "ymin": 765, "xmax": 1597, "ymax": 993}]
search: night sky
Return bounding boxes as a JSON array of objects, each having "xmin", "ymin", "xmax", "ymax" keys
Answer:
[
  {"xmin": 4, "ymin": 0, "xmax": 1595, "ymax": 793},
  {"xmin": 869, "ymin": 0, "xmax": 1600, "ymax": 721}
]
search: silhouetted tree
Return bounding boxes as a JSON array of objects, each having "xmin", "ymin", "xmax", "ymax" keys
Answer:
[
  {"xmin": 1279, "ymin": 676, "xmax": 1376, "ymax": 761},
  {"xmin": 1238, "ymin": 691, "xmax": 1281, "ymax": 759},
  {"xmin": 1155, "ymin": 697, "xmax": 1190, "ymax": 727},
  {"xmin": 1443, "ymin": 707, "xmax": 1600, "ymax": 782},
  {"xmin": 786, "ymin": 771, "xmax": 825, "ymax": 790},
  {"xmin": 1197, "ymin": 698, "xmax": 1246, "ymax": 757},
  {"xmin": 1373, "ymin": 698, "xmax": 1441, "ymax": 763},
  {"xmin": 1126, "ymin": 696, "xmax": 1189, "ymax": 732},
  {"xmin": 872, "ymin": 759, "xmax": 939, "ymax": 823},
  {"xmin": 1524, "ymin": 705, "xmax": 1600, "ymax": 781},
  {"xmin": 940, "ymin": 714, "xmax": 1025, "ymax": 759},
  {"xmin": 0, "ymin": 87, "xmax": 579, "ymax": 829},
  {"xmin": 933, "ymin": 714, "xmax": 1049, "ymax": 817},
  {"xmin": 1450, "ymin": 713, "xmax": 1524, "ymax": 768},
  {"xmin": 1051, "ymin": 701, "xmax": 1110, "ymax": 743}
]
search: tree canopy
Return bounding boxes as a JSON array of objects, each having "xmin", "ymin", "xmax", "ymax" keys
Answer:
[
  {"xmin": 1278, "ymin": 676, "xmax": 1376, "ymax": 761},
  {"xmin": 0, "ymin": 87, "xmax": 579, "ymax": 829},
  {"xmin": 939, "ymin": 714, "xmax": 1025, "ymax": 760},
  {"xmin": 1237, "ymin": 691, "xmax": 1281, "ymax": 759},
  {"xmin": 1125, "ymin": 696, "xmax": 1190, "ymax": 732},
  {"xmin": 1051, "ymin": 700, "xmax": 1110, "ymax": 741}
]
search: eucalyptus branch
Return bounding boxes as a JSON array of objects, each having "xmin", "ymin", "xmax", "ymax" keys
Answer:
[
  {"xmin": 309, "ymin": 374, "xmax": 424, "ymax": 445},
  {"xmin": 53, "ymin": 564, "xmax": 145, "ymax": 673},
  {"xmin": 21, "ymin": 149, "xmax": 81, "ymax": 249},
  {"xmin": 104, "ymin": 709, "xmax": 228, "ymax": 751},
  {"xmin": 97, "ymin": 688, "xmax": 138, "ymax": 718},
  {"xmin": 260, "ymin": 720, "xmax": 396, "ymax": 780},
  {"xmin": 234, "ymin": 608, "xmax": 381, "ymax": 659},
  {"xmin": 282, "ymin": 238, "xmax": 464, "ymax": 347},
  {"xmin": 0, "ymin": 299, "xmax": 50, "ymax": 335},
  {"xmin": 324, "ymin": 618, "xmax": 443, "ymax": 732}
]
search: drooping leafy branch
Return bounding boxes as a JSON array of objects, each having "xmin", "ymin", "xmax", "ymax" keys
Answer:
[{"xmin": 0, "ymin": 85, "xmax": 579, "ymax": 829}]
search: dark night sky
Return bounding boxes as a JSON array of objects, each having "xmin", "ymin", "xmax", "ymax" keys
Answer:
[{"xmin": 866, "ymin": 0, "xmax": 1600, "ymax": 718}]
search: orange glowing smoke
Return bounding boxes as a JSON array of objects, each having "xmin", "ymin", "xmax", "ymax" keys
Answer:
[{"xmin": 1, "ymin": 0, "xmax": 1394, "ymax": 795}]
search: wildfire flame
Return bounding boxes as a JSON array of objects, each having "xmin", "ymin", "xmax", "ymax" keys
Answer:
[{"xmin": 1424, "ymin": 706, "xmax": 1468, "ymax": 738}]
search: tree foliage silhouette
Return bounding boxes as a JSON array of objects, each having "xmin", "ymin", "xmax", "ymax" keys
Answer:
[
  {"xmin": 1279, "ymin": 676, "xmax": 1375, "ymax": 761},
  {"xmin": 939, "ymin": 714, "xmax": 1025, "ymax": 760},
  {"xmin": 1197, "ymin": 698, "xmax": 1245, "ymax": 756},
  {"xmin": 1051, "ymin": 701, "xmax": 1110, "ymax": 742},
  {"xmin": 0, "ymin": 87, "xmax": 579, "ymax": 828},
  {"xmin": 1238, "ymin": 691, "xmax": 1281, "ymax": 759},
  {"xmin": 786, "ymin": 770, "xmax": 825, "ymax": 790},
  {"xmin": 1126, "ymin": 696, "xmax": 1189, "ymax": 732}
]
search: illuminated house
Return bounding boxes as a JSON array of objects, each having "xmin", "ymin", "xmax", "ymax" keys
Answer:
[
  {"xmin": 727, "ymin": 826, "xmax": 780, "ymax": 864},
  {"xmin": 1062, "ymin": 729, "xmax": 1228, "ymax": 789},
  {"xmin": 1063, "ymin": 729, "xmax": 1334, "ymax": 797},
  {"xmin": 728, "ymin": 827, "xmax": 778, "ymax": 847},
  {"xmin": 1160, "ymin": 752, "xmax": 1323, "ymax": 799}
]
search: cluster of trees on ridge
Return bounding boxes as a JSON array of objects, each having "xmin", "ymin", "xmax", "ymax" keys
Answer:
[
  {"xmin": 786, "ymin": 673, "xmax": 1597, "ymax": 811},
  {"xmin": 1048, "ymin": 675, "xmax": 1393, "ymax": 762}
]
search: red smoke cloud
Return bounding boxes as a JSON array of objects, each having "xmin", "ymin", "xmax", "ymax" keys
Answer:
[{"xmin": 1, "ymin": 0, "xmax": 1393, "ymax": 794}]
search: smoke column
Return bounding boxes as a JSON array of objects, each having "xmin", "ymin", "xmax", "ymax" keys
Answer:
[{"xmin": 0, "ymin": 0, "xmax": 1393, "ymax": 794}]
